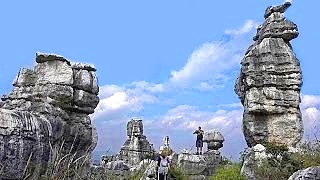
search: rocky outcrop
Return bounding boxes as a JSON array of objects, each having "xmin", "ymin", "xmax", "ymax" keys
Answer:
[
  {"xmin": 235, "ymin": 1, "xmax": 303, "ymax": 148},
  {"xmin": 117, "ymin": 119, "xmax": 155, "ymax": 166},
  {"xmin": 172, "ymin": 130, "xmax": 224, "ymax": 178},
  {"xmin": 203, "ymin": 130, "xmax": 224, "ymax": 150},
  {"xmin": 0, "ymin": 53, "xmax": 99, "ymax": 179},
  {"xmin": 288, "ymin": 166, "xmax": 320, "ymax": 180},
  {"xmin": 240, "ymin": 144, "xmax": 268, "ymax": 180}
]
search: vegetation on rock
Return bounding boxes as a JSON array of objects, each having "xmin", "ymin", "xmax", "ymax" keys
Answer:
[{"xmin": 253, "ymin": 140, "xmax": 320, "ymax": 180}]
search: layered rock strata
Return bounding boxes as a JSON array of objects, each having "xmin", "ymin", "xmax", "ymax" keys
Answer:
[
  {"xmin": 0, "ymin": 53, "xmax": 99, "ymax": 179},
  {"xmin": 117, "ymin": 119, "xmax": 155, "ymax": 166},
  {"xmin": 235, "ymin": 1, "xmax": 303, "ymax": 147}
]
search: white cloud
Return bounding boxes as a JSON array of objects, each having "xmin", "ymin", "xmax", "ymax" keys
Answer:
[
  {"xmin": 300, "ymin": 94, "xmax": 320, "ymax": 138},
  {"xmin": 169, "ymin": 42, "xmax": 238, "ymax": 90},
  {"xmin": 301, "ymin": 94, "xmax": 320, "ymax": 109},
  {"xmin": 225, "ymin": 20, "xmax": 259, "ymax": 36},
  {"xmin": 158, "ymin": 105, "xmax": 242, "ymax": 131},
  {"xmin": 168, "ymin": 20, "xmax": 257, "ymax": 91},
  {"xmin": 218, "ymin": 102, "xmax": 243, "ymax": 109},
  {"xmin": 99, "ymin": 84, "xmax": 123, "ymax": 98},
  {"xmin": 130, "ymin": 81, "xmax": 165, "ymax": 93},
  {"xmin": 91, "ymin": 83, "xmax": 158, "ymax": 120}
]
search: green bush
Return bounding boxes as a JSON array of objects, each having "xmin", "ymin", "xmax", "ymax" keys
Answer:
[
  {"xmin": 253, "ymin": 141, "xmax": 320, "ymax": 180},
  {"xmin": 292, "ymin": 140, "xmax": 320, "ymax": 168},
  {"xmin": 168, "ymin": 165, "xmax": 189, "ymax": 180},
  {"xmin": 210, "ymin": 163, "xmax": 246, "ymax": 180}
]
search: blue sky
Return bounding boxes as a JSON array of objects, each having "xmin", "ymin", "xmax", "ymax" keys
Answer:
[{"xmin": 1, "ymin": 0, "xmax": 320, "ymax": 160}]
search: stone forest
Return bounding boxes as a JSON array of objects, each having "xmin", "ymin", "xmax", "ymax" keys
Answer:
[{"xmin": 0, "ymin": 2, "xmax": 319, "ymax": 180}]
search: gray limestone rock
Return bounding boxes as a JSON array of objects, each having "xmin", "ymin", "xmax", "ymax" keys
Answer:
[
  {"xmin": 240, "ymin": 144, "xmax": 268, "ymax": 180},
  {"xmin": 0, "ymin": 53, "xmax": 99, "ymax": 179},
  {"xmin": 203, "ymin": 130, "xmax": 224, "ymax": 150},
  {"xmin": 288, "ymin": 166, "xmax": 320, "ymax": 180},
  {"xmin": 118, "ymin": 119, "xmax": 155, "ymax": 166},
  {"xmin": 174, "ymin": 150, "xmax": 222, "ymax": 177},
  {"xmin": 177, "ymin": 153, "xmax": 207, "ymax": 175},
  {"xmin": 105, "ymin": 160, "xmax": 130, "ymax": 171},
  {"xmin": 235, "ymin": 1, "xmax": 303, "ymax": 148}
]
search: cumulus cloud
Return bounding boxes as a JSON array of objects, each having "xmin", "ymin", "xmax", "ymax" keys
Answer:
[
  {"xmin": 169, "ymin": 20, "xmax": 257, "ymax": 91},
  {"xmin": 157, "ymin": 105, "xmax": 242, "ymax": 130},
  {"xmin": 301, "ymin": 94, "xmax": 320, "ymax": 138},
  {"xmin": 91, "ymin": 83, "xmax": 158, "ymax": 120},
  {"xmin": 225, "ymin": 20, "xmax": 259, "ymax": 36}
]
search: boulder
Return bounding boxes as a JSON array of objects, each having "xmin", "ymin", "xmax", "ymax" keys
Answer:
[
  {"xmin": 203, "ymin": 130, "xmax": 224, "ymax": 150},
  {"xmin": 240, "ymin": 144, "xmax": 268, "ymax": 180},
  {"xmin": 288, "ymin": 166, "xmax": 320, "ymax": 180},
  {"xmin": 177, "ymin": 153, "xmax": 207, "ymax": 175}
]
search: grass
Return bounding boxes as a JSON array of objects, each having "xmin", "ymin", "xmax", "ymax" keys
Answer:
[
  {"xmin": 210, "ymin": 163, "xmax": 246, "ymax": 180},
  {"xmin": 168, "ymin": 165, "xmax": 189, "ymax": 180},
  {"xmin": 23, "ymin": 134, "xmax": 93, "ymax": 180}
]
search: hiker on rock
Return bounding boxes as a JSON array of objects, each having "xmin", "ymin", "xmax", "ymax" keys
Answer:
[{"xmin": 193, "ymin": 126, "xmax": 204, "ymax": 155}]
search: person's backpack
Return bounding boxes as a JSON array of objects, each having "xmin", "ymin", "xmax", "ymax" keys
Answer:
[{"xmin": 158, "ymin": 156, "xmax": 169, "ymax": 174}]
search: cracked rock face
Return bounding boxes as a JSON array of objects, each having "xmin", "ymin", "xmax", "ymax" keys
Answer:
[
  {"xmin": 203, "ymin": 130, "xmax": 225, "ymax": 150},
  {"xmin": 288, "ymin": 166, "xmax": 320, "ymax": 180},
  {"xmin": 0, "ymin": 53, "xmax": 99, "ymax": 179},
  {"xmin": 117, "ymin": 119, "xmax": 155, "ymax": 166},
  {"xmin": 235, "ymin": 2, "xmax": 303, "ymax": 147}
]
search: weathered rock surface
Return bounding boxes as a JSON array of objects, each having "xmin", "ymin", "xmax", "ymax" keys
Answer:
[
  {"xmin": 203, "ymin": 130, "xmax": 224, "ymax": 150},
  {"xmin": 288, "ymin": 166, "xmax": 320, "ymax": 180},
  {"xmin": 235, "ymin": 1, "xmax": 303, "ymax": 147},
  {"xmin": 240, "ymin": 144, "xmax": 268, "ymax": 180},
  {"xmin": 173, "ymin": 149, "xmax": 222, "ymax": 178},
  {"xmin": 0, "ymin": 52, "xmax": 99, "ymax": 179},
  {"xmin": 177, "ymin": 153, "xmax": 207, "ymax": 175},
  {"xmin": 117, "ymin": 119, "xmax": 155, "ymax": 166}
]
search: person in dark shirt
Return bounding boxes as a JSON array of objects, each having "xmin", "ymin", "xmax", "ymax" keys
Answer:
[{"xmin": 193, "ymin": 126, "xmax": 204, "ymax": 155}]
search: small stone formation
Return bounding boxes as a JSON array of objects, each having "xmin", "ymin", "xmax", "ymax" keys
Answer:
[
  {"xmin": 240, "ymin": 144, "xmax": 268, "ymax": 180},
  {"xmin": 117, "ymin": 119, "xmax": 155, "ymax": 166},
  {"xmin": 0, "ymin": 52, "xmax": 99, "ymax": 179},
  {"xmin": 203, "ymin": 130, "xmax": 225, "ymax": 150},
  {"xmin": 235, "ymin": 1, "xmax": 303, "ymax": 148}
]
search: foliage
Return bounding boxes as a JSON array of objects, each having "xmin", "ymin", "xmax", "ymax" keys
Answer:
[
  {"xmin": 253, "ymin": 141, "xmax": 320, "ymax": 180},
  {"xmin": 23, "ymin": 139, "xmax": 92, "ymax": 180},
  {"xmin": 210, "ymin": 163, "xmax": 246, "ymax": 180},
  {"xmin": 291, "ymin": 140, "xmax": 320, "ymax": 168},
  {"xmin": 168, "ymin": 165, "xmax": 189, "ymax": 180}
]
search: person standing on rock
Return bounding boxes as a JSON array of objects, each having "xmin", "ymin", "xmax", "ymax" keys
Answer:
[{"xmin": 193, "ymin": 126, "xmax": 204, "ymax": 155}]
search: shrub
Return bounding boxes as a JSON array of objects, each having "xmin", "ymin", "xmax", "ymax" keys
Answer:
[
  {"xmin": 168, "ymin": 165, "xmax": 189, "ymax": 180},
  {"xmin": 210, "ymin": 163, "xmax": 246, "ymax": 180},
  {"xmin": 23, "ymin": 138, "xmax": 92, "ymax": 180},
  {"xmin": 237, "ymin": 140, "xmax": 320, "ymax": 180}
]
